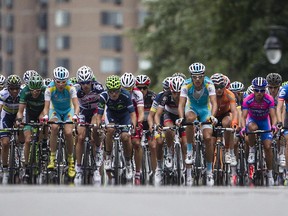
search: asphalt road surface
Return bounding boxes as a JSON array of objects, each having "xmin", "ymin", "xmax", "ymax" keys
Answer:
[{"xmin": 0, "ymin": 186, "xmax": 287, "ymax": 216}]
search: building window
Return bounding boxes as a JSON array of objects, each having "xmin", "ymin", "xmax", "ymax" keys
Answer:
[
  {"xmin": 101, "ymin": 0, "xmax": 122, "ymax": 4},
  {"xmin": 5, "ymin": 59, "xmax": 13, "ymax": 75},
  {"xmin": 56, "ymin": 0, "xmax": 70, "ymax": 2},
  {"xmin": 39, "ymin": 0, "xmax": 48, "ymax": 7},
  {"xmin": 55, "ymin": 10, "xmax": 70, "ymax": 27},
  {"xmin": 56, "ymin": 58, "xmax": 70, "ymax": 70},
  {"xmin": 101, "ymin": 11, "xmax": 123, "ymax": 28},
  {"xmin": 100, "ymin": 57, "xmax": 122, "ymax": 74},
  {"xmin": 101, "ymin": 35, "xmax": 122, "ymax": 52},
  {"xmin": 56, "ymin": 35, "xmax": 70, "ymax": 50},
  {"xmin": 38, "ymin": 12, "xmax": 48, "ymax": 30},
  {"xmin": 38, "ymin": 57, "xmax": 48, "ymax": 77},
  {"xmin": 5, "ymin": 36, "xmax": 13, "ymax": 54},
  {"xmin": 4, "ymin": 0, "xmax": 13, "ymax": 9},
  {"xmin": 5, "ymin": 14, "xmax": 14, "ymax": 31},
  {"xmin": 38, "ymin": 34, "xmax": 48, "ymax": 53}
]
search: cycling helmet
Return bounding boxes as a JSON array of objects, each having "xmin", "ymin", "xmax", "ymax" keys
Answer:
[
  {"xmin": 162, "ymin": 76, "xmax": 173, "ymax": 90},
  {"xmin": 246, "ymin": 85, "xmax": 254, "ymax": 94},
  {"xmin": 23, "ymin": 70, "xmax": 38, "ymax": 84},
  {"xmin": 69, "ymin": 77, "xmax": 78, "ymax": 85},
  {"xmin": 136, "ymin": 75, "xmax": 151, "ymax": 86},
  {"xmin": 0, "ymin": 75, "xmax": 6, "ymax": 86},
  {"xmin": 282, "ymin": 81, "xmax": 288, "ymax": 87},
  {"xmin": 43, "ymin": 78, "xmax": 52, "ymax": 86},
  {"xmin": 172, "ymin": 72, "xmax": 187, "ymax": 79},
  {"xmin": 229, "ymin": 81, "xmax": 245, "ymax": 92},
  {"xmin": 76, "ymin": 65, "xmax": 93, "ymax": 82},
  {"xmin": 252, "ymin": 77, "xmax": 267, "ymax": 89},
  {"xmin": 210, "ymin": 73, "xmax": 226, "ymax": 86},
  {"xmin": 7, "ymin": 75, "xmax": 21, "ymax": 87},
  {"xmin": 28, "ymin": 75, "xmax": 43, "ymax": 90},
  {"xmin": 53, "ymin": 66, "xmax": 69, "ymax": 80},
  {"xmin": 188, "ymin": 62, "xmax": 205, "ymax": 75},
  {"xmin": 266, "ymin": 73, "xmax": 282, "ymax": 86},
  {"xmin": 223, "ymin": 75, "xmax": 230, "ymax": 89},
  {"xmin": 120, "ymin": 72, "xmax": 135, "ymax": 88},
  {"xmin": 106, "ymin": 75, "xmax": 121, "ymax": 90},
  {"xmin": 169, "ymin": 76, "xmax": 185, "ymax": 92}
]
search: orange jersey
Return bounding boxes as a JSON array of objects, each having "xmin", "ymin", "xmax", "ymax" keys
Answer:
[{"xmin": 216, "ymin": 89, "xmax": 236, "ymax": 116}]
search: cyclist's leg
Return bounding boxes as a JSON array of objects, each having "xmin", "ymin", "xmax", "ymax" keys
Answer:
[{"xmin": 246, "ymin": 117, "xmax": 258, "ymax": 163}]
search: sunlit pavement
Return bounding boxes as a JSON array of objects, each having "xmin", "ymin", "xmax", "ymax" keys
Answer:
[{"xmin": 0, "ymin": 186, "xmax": 287, "ymax": 216}]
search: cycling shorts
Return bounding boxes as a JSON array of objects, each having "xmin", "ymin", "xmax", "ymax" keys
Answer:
[
  {"xmin": 105, "ymin": 110, "xmax": 131, "ymax": 133},
  {"xmin": 79, "ymin": 108, "xmax": 97, "ymax": 123},
  {"xmin": 49, "ymin": 108, "xmax": 74, "ymax": 122},
  {"xmin": 0, "ymin": 111, "xmax": 16, "ymax": 138},
  {"xmin": 185, "ymin": 105, "xmax": 212, "ymax": 130},
  {"xmin": 246, "ymin": 117, "xmax": 272, "ymax": 140}
]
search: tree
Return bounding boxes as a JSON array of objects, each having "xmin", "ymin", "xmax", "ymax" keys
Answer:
[{"xmin": 131, "ymin": 0, "xmax": 288, "ymax": 90}]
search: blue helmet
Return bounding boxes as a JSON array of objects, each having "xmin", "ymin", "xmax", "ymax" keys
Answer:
[
  {"xmin": 188, "ymin": 62, "xmax": 205, "ymax": 75},
  {"xmin": 53, "ymin": 66, "xmax": 69, "ymax": 80},
  {"xmin": 252, "ymin": 77, "xmax": 267, "ymax": 89}
]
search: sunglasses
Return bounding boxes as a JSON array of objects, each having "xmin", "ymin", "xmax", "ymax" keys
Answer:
[
  {"xmin": 55, "ymin": 80, "xmax": 66, "ymax": 84},
  {"xmin": 9, "ymin": 87, "xmax": 20, "ymax": 91},
  {"xmin": 254, "ymin": 89, "xmax": 265, "ymax": 93},
  {"xmin": 215, "ymin": 84, "xmax": 225, "ymax": 89},
  {"xmin": 30, "ymin": 89, "xmax": 41, "ymax": 92},
  {"xmin": 192, "ymin": 75, "xmax": 204, "ymax": 80},
  {"xmin": 80, "ymin": 81, "xmax": 91, "ymax": 85},
  {"xmin": 137, "ymin": 86, "xmax": 148, "ymax": 90},
  {"xmin": 268, "ymin": 86, "xmax": 279, "ymax": 90},
  {"xmin": 108, "ymin": 89, "xmax": 120, "ymax": 94}
]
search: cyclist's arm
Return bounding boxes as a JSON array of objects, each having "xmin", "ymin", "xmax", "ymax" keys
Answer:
[
  {"xmin": 42, "ymin": 100, "xmax": 50, "ymax": 116},
  {"xmin": 178, "ymin": 96, "xmax": 187, "ymax": 119},
  {"xmin": 154, "ymin": 106, "xmax": 164, "ymax": 126},
  {"xmin": 230, "ymin": 102, "xmax": 238, "ymax": 125},
  {"xmin": 276, "ymin": 99, "xmax": 284, "ymax": 123},
  {"xmin": 96, "ymin": 114, "xmax": 103, "ymax": 127},
  {"xmin": 241, "ymin": 109, "xmax": 248, "ymax": 128},
  {"xmin": 16, "ymin": 103, "xmax": 26, "ymax": 120},
  {"xmin": 130, "ymin": 111, "xmax": 137, "ymax": 129},
  {"xmin": 269, "ymin": 107, "xmax": 277, "ymax": 126},
  {"xmin": 148, "ymin": 110, "xmax": 156, "ymax": 131},
  {"xmin": 137, "ymin": 105, "xmax": 144, "ymax": 123},
  {"xmin": 72, "ymin": 97, "xmax": 80, "ymax": 116},
  {"xmin": 209, "ymin": 94, "xmax": 217, "ymax": 117}
]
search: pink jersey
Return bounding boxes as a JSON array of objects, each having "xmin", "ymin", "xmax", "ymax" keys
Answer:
[
  {"xmin": 131, "ymin": 87, "xmax": 144, "ymax": 119},
  {"xmin": 242, "ymin": 93, "xmax": 274, "ymax": 120}
]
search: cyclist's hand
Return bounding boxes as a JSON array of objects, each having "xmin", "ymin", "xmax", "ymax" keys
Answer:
[
  {"xmin": 72, "ymin": 114, "xmax": 79, "ymax": 123},
  {"xmin": 277, "ymin": 122, "xmax": 283, "ymax": 129},
  {"xmin": 156, "ymin": 124, "xmax": 163, "ymax": 133},
  {"xmin": 208, "ymin": 115, "xmax": 218, "ymax": 125},
  {"xmin": 175, "ymin": 118, "xmax": 184, "ymax": 126},
  {"xmin": 271, "ymin": 125, "xmax": 277, "ymax": 133},
  {"xmin": 40, "ymin": 114, "xmax": 49, "ymax": 123},
  {"xmin": 15, "ymin": 118, "xmax": 22, "ymax": 127},
  {"xmin": 240, "ymin": 127, "xmax": 246, "ymax": 137},
  {"xmin": 231, "ymin": 120, "xmax": 238, "ymax": 129},
  {"xmin": 137, "ymin": 122, "xmax": 143, "ymax": 131}
]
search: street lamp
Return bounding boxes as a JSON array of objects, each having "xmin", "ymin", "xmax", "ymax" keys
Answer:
[{"xmin": 264, "ymin": 32, "xmax": 282, "ymax": 64}]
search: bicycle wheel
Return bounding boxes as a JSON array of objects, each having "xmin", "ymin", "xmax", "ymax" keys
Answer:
[
  {"xmin": 56, "ymin": 139, "xmax": 64, "ymax": 184},
  {"xmin": 8, "ymin": 142, "xmax": 15, "ymax": 184},
  {"xmin": 114, "ymin": 140, "xmax": 120, "ymax": 185},
  {"xmin": 258, "ymin": 145, "xmax": 264, "ymax": 186},
  {"xmin": 272, "ymin": 144, "xmax": 279, "ymax": 184},
  {"xmin": 175, "ymin": 143, "xmax": 181, "ymax": 186},
  {"xmin": 82, "ymin": 140, "xmax": 90, "ymax": 185},
  {"xmin": 141, "ymin": 146, "xmax": 147, "ymax": 185},
  {"xmin": 28, "ymin": 140, "xmax": 37, "ymax": 184},
  {"xmin": 238, "ymin": 147, "xmax": 246, "ymax": 186},
  {"xmin": 214, "ymin": 144, "xmax": 222, "ymax": 186},
  {"xmin": 194, "ymin": 141, "xmax": 202, "ymax": 185}
]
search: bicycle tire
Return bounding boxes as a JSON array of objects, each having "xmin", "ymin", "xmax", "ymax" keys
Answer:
[
  {"xmin": 272, "ymin": 144, "xmax": 279, "ymax": 183},
  {"xmin": 141, "ymin": 146, "xmax": 147, "ymax": 185},
  {"xmin": 214, "ymin": 144, "xmax": 221, "ymax": 186},
  {"xmin": 238, "ymin": 147, "xmax": 245, "ymax": 186},
  {"xmin": 258, "ymin": 144, "xmax": 264, "ymax": 186},
  {"xmin": 194, "ymin": 141, "xmax": 202, "ymax": 185},
  {"xmin": 175, "ymin": 143, "xmax": 181, "ymax": 186},
  {"xmin": 8, "ymin": 141, "xmax": 15, "ymax": 184},
  {"xmin": 57, "ymin": 138, "xmax": 64, "ymax": 184},
  {"xmin": 28, "ymin": 140, "xmax": 37, "ymax": 184},
  {"xmin": 114, "ymin": 140, "xmax": 120, "ymax": 185},
  {"xmin": 82, "ymin": 140, "xmax": 89, "ymax": 185}
]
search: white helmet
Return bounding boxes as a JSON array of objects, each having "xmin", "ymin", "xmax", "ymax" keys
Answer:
[
  {"xmin": 136, "ymin": 75, "xmax": 151, "ymax": 86},
  {"xmin": 188, "ymin": 62, "xmax": 205, "ymax": 75},
  {"xmin": 0, "ymin": 75, "xmax": 6, "ymax": 86},
  {"xmin": 23, "ymin": 70, "xmax": 38, "ymax": 84},
  {"xmin": 76, "ymin": 65, "xmax": 93, "ymax": 82},
  {"xmin": 53, "ymin": 66, "xmax": 69, "ymax": 80},
  {"xmin": 43, "ymin": 78, "xmax": 52, "ymax": 86},
  {"xmin": 121, "ymin": 72, "xmax": 135, "ymax": 88},
  {"xmin": 229, "ymin": 81, "xmax": 245, "ymax": 92},
  {"xmin": 170, "ymin": 76, "xmax": 185, "ymax": 92}
]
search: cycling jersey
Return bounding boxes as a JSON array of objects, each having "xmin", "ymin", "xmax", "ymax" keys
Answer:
[
  {"xmin": 0, "ymin": 88, "xmax": 20, "ymax": 114},
  {"xmin": 180, "ymin": 76, "xmax": 215, "ymax": 122},
  {"xmin": 242, "ymin": 93, "xmax": 274, "ymax": 120},
  {"xmin": 150, "ymin": 91, "xmax": 165, "ymax": 113},
  {"xmin": 130, "ymin": 87, "xmax": 144, "ymax": 118},
  {"xmin": 44, "ymin": 80, "xmax": 77, "ymax": 116},
  {"xmin": 216, "ymin": 89, "xmax": 236, "ymax": 117},
  {"xmin": 158, "ymin": 90, "xmax": 178, "ymax": 115},
  {"xmin": 278, "ymin": 85, "xmax": 288, "ymax": 111},
  {"xmin": 19, "ymin": 85, "xmax": 46, "ymax": 120},
  {"xmin": 143, "ymin": 90, "xmax": 156, "ymax": 121},
  {"xmin": 267, "ymin": 86, "xmax": 282, "ymax": 106}
]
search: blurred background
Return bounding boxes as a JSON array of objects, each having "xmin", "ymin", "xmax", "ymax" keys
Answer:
[{"xmin": 1, "ymin": 0, "xmax": 288, "ymax": 90}]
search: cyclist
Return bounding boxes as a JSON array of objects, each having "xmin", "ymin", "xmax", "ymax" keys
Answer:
[
  {"xmin": 210, "ymin": 73, "xmax": 238, "ymax": 164},
  {"xmin": 73, "ymin": 66, "xmax": 104, "ymax": 185},
  {"xmin": 154, "ymin": 76, "xmax": 186, "ymax": 185},
  {"xmin": 120, "ymin": 72, "xmax": 144, "ymax": 185},
  {"xmin": 16, "ymin": 75, "xmax": 47, "ymax": 182},
  {"xmin": 172, "ymin": 72, "xmax": 187, "ymax": 79},
  {"xmin": 0, "ymin": 75, "xmax": 22, "ymax": 184},
  {"xmin": 69, "ymin": 77, "xmax": 78, "ymax": 86},
  {"xmin": 241, "ymin": 77, "xmax": 277, "ymax": 186},
  {"xmin": 22, "ymin": 70, "xmax": 38, "ymax": 87},
  {"xmin": 177, "ymin": 62, "xmax": 218, "ymax": 186},
  {"xmin": 243, "ymin": 85, "xmax": 253, "ymax": 99},
  {"xmin": 0, "ymin": 75, "xmax": 6, "ymax": 91},
  {"xmin": 43, "ymin": 78, "xmax": 52, "ymax": 87},
  {"xmin": 96, "ymin": 75, "xmax": 137, "ymax": 183},
  {"xmin": 42, "ymin": 66, "xmax": 80, "ymax": 179},
  {"xmin": 135, "ymin": 75, "xmax": 157, "ymax": 178}
]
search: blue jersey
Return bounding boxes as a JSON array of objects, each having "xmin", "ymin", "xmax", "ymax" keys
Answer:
[
  {"xmin": 44, "ymin": 80, "xmax": 77, "ymax": 115},
  {"xmin": 278, "ymin": 84, "xmax": 288, "ymax": 112},
  {"xmin": 97, "ymin": 88, "xmax": 135, "ymax": 115}
]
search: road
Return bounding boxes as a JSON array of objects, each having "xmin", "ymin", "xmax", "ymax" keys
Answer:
[{"xmin": 0, "ymin": 186, "xmax": 287, "ymax": 216}]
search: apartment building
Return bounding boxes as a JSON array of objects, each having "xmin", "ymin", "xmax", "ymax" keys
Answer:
[{"xmin": 0, "ymin": 0, "xmax": 147, "ymax": 84}]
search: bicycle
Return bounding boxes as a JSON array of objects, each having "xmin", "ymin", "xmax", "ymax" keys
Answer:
[
  {"xmin": 47, "ymin": 121, "xmax": 75, "ymax": 184},
  {"xmin": 140, "ymin": 130, "xmax": 153, "ymax": 185},
  {"xmin": 0, "ymin": 127, "xmax": 23, "ymax": 184},
  {"xmin": 246, "ymin": 130, "xmax": 271, "ymax": 186},
  {"xmin": 77, "ymin": 123, "xmax": 97, "ymax": 185},
  {"xmin": 213, "ymin": 126, "xmax": 235, "ymax": 186},
  {"xmin": 102, "ymin": 124, "xmax": 132, "ymax": 185},
  {"xmin": 235, "ymin": 133, "xmax": 248, "ymax": 186}
]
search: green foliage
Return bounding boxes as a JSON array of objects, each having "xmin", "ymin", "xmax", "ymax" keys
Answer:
[{"xmin": 131, "ymin": 0, "xmax": 288, "ymax": 90}]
